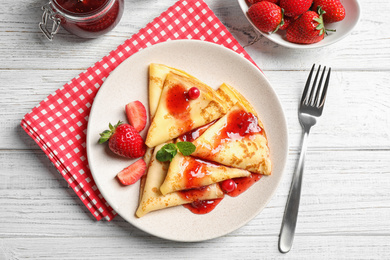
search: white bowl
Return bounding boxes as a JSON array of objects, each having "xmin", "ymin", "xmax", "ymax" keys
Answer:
[{"xmin": 237, "ymin": 0, "xmax": 361, "ymax": 49}]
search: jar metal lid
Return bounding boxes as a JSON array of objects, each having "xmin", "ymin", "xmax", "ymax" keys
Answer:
[{"xmin": 39, "ymin": 3, "xmax": 61, "ymax": 41}]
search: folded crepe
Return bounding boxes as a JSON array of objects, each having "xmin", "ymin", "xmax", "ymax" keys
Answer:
[
  {"xmin": 160, "ymin": 152, "xmax": 251, "ymax": 195},
  {"xmin": 148, "ymin": 63, "xmax": 197, "ymax": 118},
  {"xmin": 140, "ymin": 64, "xmax": 197, "ymax": 199},
  {"xmin": 145, "ymin": 72, "xmax": 227, "ymax": 148},
  {"xmin": 216, "ymin": 83, "xmax": 259, "ymax": 120},
  {"xmin": 191, "ymin": 83, "xmax": 272, "ymax": 175},
  {"xmin": 136, "ymin": 143, "xmax": 224, "ymax": 217}
]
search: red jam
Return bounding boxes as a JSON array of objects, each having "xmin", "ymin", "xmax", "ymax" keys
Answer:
[
  {"xmin": 178, "ymin": 186, "xmax": 211, "ymax": 201},
  {"xmin": 166, "ymin": 84, "xmax": 190, "ymax": 115},
  {"xmin": 176, "ymin": 109, "xmax": 265, "ymax": 215},
  {"xmin": 221, "ymin": 109, "xmax": 262, "ymax": 140},
  {"xmin": 166, "ymin": 84, "xmax": 194, "ymax": 133},
  {"xmin": 181, "ymin": 174, "xmax": 261, "ymax": 214},
  {"xmin": 178, "ymin": 120, "xmax": 216, "ymax": 142},
  {"xmin": 178, "ymin": 186, "xmax": 224, "ymax": 214},
  {"xmin": 50, "ymin": 0, "xmax": 124, "ymax": 38},
  {"xmin": 182, "ymin": 158, "xmax": 221, "ymax": 190},
  {"xmin": 210, "ymin": 109, "xmax": 263, "ymax": 156},
  {"xmin": 183, "ymin": 198, "xmax": 223, "ymax": 214},
  {"xmin": 226, "ymin": 174, "xmax": 262, "ymax": 197},
  {"xmin": 55, "ymin": 0, "xmax": 109, "ymax": 13}
]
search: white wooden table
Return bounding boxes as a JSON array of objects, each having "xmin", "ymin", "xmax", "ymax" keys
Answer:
[{"xmin": 1, "ymin": 0, "xmax": 390, "ymax": 259}]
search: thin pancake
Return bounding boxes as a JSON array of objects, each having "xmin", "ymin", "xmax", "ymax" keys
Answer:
[
  {"xmin": 191, "ymin": 103, "xmax": 272, "ymax": 175},
  {"xmin": 136, "ymin": 143, "xmax": 224, "ymax": 217},
  {"xmin": 160, "ymin": 152, "xmax": 251, "ymax": 195},
  {"xmin": 148, "ymin": 63, "xmax": 197, "ymax": 118},
  {"xmin": 145, "ymin": 72, "xmax": 227, "ymax": 148}
]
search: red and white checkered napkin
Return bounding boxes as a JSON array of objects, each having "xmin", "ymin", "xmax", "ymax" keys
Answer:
[{"xmin": 21, "ymin": 0, "xmax": 258, "ymax": 221}]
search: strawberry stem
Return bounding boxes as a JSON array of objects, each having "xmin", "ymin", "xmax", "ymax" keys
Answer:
[
  {"xmin": 98, "ymin": 120, "xmax": 122, "ymax": 143},
  {"xmin": 313, "ymin": 6, "xmax": 336, "ymax": 36},
  {"xmin": 272, "ymin": 8, "xmax": 285, "ymax": 34}
]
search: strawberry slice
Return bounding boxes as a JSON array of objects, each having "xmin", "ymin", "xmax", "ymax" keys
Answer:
[
  {"xmin": 125, "ymin": 101, "xmax": 147, "ymax": 132},
  {"xmin": 117, "ymin": 159, "xmax": 147, "ymax": 185}
]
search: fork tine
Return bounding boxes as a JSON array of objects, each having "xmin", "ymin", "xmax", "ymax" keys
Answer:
[
  {"xmin": 301, "ymin": 64, "xmax": 315, "ymax": 105},
  {"xmin": 307, "ymin": 65, "xmax": 321, "ymax": 105},
  {"xmin": 319, "ymin": 67, "xmax": 331, "ymax": 107},
  {"xmin": 314, "ymin": 66, "xmax": 327, "ymax": 106}
]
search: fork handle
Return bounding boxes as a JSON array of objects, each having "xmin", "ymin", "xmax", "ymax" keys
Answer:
[{"xmin": 278, "ymin": 129, "xmax": 310, "ymax": 253}]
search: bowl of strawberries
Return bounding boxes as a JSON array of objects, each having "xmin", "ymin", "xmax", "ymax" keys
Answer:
[{"xmin": 238, "ymin": 0, "xmax": 360, "ymax": 48}]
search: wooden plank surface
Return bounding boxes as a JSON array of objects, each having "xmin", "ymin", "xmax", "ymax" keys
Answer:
[{"xmin": 1, "ymin": 0, "xmax": 389, "ymax": 259}]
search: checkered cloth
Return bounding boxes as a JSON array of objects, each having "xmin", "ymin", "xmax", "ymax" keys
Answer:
[{"xmin": 21, "ymin": 0, "xmax": 257, "ymax": 221}]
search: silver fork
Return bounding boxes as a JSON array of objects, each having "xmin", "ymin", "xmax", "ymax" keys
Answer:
[{"xmin": 278, "ymin": 64, "xmax": 331, "ymax": 253}]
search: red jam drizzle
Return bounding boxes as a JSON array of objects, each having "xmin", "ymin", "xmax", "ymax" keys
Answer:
[
  {"xmin": 226, "ymin": 174, "xmax": 262, "ymax": 197},
  {"xmin": 222, "ymin": 109, "xmax": 262, "ymax": 140},
  {"xmin": 56, "ymin": 0, "xmax": 109, "ymax": 14},
  {"xmin": 178, "ymin": 109, "xmax": 265, "ymax": 215},
  {"xmin": 183, "ymin": 198, "xmax": 223, "ymax": 214},
  {"xmin": 181, "ymin": 174, "xmax": 261, "ymax": 214},
  {"xmin": 178, "ymin": 120, "xmax": 216, "ymax": 142},
  {"xmin": 166, "ymin": 84, "xmax": 190, "ymax": 115},
  {"xmin": 181, "ymin": 158, "xmax": 221, "ymax": 189},
  {"xmin": 178, "ymin": 186, "xmax": 223, "ymax": 215},
  {"xmin": 178, "ymin": 186, "xmax": 208, "ymax": 201},
  {"xmin": 209, "ymin": 109, "xmax": 263, "ymax": 156},
  {"xmin": 166, "ymin": 84, "xmax": 194, "ymax": 133}
]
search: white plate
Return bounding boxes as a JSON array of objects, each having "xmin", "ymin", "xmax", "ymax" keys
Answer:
[
  {"xmin": 237, "ymin": 0, "xmax": 361, "ymax": 49},
  {"xmin": 87, "ymin": 40, "xmax": 288, "ymax": 242}
]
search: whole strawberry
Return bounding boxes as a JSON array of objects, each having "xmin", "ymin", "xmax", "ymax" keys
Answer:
[
  {"xmin": 248, "ymin": 1, "xmax": 284, "ymax": 33},
  {"xmin": 280, "ymin": 0, "xmax": 313, "ymax": 17},
  {"xmin": 247, "ymin": 0, "xmax": 279, "ymax": 5},
  {"xmin": 286, "ymin": 8, "xmax": 327, "ymax": 44},
  {"xmin": 312, "ymin": 0, "xmax": 345, "ymax": 23},
  {"xmin": 99, "ymin": 121, "xmax": 146, "ymax": 158}
]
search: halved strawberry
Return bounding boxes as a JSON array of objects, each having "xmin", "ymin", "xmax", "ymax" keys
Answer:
[
  {"xmin": 125, "ymin": 100, "xmax": 147, "ymax": 132},
  {"xmin": 117, "ymin": 159, "xmax": 147, "ymax": 185}
]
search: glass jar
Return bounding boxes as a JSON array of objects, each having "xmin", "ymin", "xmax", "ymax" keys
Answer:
[{"xmin": 39, "ymin": 0, "xmax": 124, "ymax": 40}]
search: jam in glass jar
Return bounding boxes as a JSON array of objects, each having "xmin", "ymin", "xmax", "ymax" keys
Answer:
[{"xmin": 39, "ymin": 0, "xmax": 124, "ymax": 40}]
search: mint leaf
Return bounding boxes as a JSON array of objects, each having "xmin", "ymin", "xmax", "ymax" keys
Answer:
[
  {"xmin": 156, "ymin": 142, "xmax": 196, "ymax": 162},
  {"xmin": 163, "ymin": 143, "xmax": 177, "ymax": 154},
  {"xmin": 176, "ymin": 141, "xmax": 196, "ymax": 156},
  {"xmin": 156, "ymin": 149, "xmax": 172, "ymax": 162},
  {"xmin": 156, "ymin": 143, "xmax": 177, "ymax": 162}
]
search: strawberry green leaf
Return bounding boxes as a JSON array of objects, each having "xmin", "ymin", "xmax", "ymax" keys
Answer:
[
  {"xmin": 317, "ymin": 6, "xmax": 326, "ymax": 16},
  {"xmin": 98, "ymin": 130, "xmax": 111, "ymax": 143},
  {"xmin": 98, "ymin": 121, "xmax": 123, "ymax": 144}
]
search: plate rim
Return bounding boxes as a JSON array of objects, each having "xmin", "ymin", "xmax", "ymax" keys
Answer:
[{"xmin": 86, "ymin": 39, "xmax": 289, "ymax": 242}]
